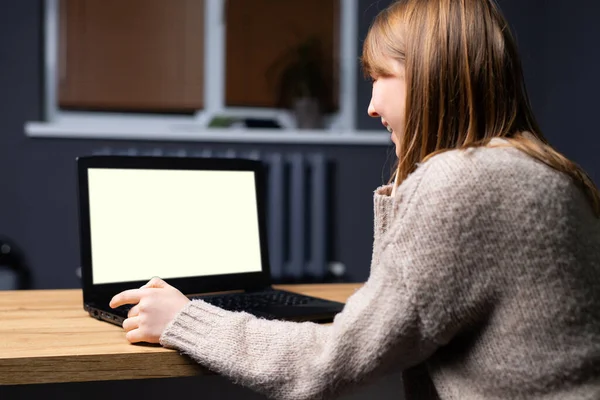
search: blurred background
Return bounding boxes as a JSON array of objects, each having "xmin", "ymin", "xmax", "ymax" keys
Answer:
[
  {"xmin": 0, "ymin": 0, "xmax": 600, "ymax": 289},
  {"xmin": 0, "ymin": 0, "xmax": 598, "ymax": 292},
  {"xmin": 1, "ymin": 1, "xmax": 598, "ymax": 399}
]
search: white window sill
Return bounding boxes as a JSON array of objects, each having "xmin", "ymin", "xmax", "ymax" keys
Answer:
[{"xmin": 25, "ymin": 121, "xmax": 392, "ymax": 146}]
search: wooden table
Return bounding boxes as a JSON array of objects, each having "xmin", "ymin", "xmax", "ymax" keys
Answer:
[{"xmin": 0, "ymin": 284, "xmax": 360, "ymax": 386}]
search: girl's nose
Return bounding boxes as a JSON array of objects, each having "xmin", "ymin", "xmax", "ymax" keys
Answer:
[{"xmin": 368, "ymin": 99, "xmax": 379, "ymax": 117}]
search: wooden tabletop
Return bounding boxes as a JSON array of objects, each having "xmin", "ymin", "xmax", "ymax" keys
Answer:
[{"xmin": 0, "ymin": 283, "xmax": 361, "ymax": 386}]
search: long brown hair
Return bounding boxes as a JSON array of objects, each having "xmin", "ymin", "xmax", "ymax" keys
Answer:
[{"xmin": 361, "ymin": 0, "xmax": 600, "ymax": 217}]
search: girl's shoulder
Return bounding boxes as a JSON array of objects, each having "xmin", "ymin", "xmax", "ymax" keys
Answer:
[
  {"xmin": 394, "ymin": 142, "xmax": 579, "ymax": 210},
  {"xmin": 404, "ymin": 141, "xmax": 559, "ymax": 190}
]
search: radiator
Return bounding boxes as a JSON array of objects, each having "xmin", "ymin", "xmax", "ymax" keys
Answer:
[{"xmin": 92, "ymin": 147, "xmax": 331, "ymax": 282}]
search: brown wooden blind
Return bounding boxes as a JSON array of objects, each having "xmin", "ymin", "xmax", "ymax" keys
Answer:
[{"xmin": 59, "ymin": 0, "xmax": 205, "ymax": 113}]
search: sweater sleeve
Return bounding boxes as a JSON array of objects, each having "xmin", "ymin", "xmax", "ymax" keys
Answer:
[
  {"xmin": 159, "ymin": 255, "xmax": 438, "ymax": 400},
  {"xmin": 160, "ymin": 152, "xmax": 498, "ymax": 400}
]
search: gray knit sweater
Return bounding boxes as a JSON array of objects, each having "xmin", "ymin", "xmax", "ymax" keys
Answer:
[{"xmin": 160, "ymin": 143, "xmax": 600, "ymax": 400}]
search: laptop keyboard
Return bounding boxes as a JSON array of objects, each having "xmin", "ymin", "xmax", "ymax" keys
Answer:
[
  {"xmin": 110, "ymin": 290, "xmax": 320, "ymax": 318},
  {"xmin": 193, "ymin": 290, "xmax": 314, "ymax": 313}
]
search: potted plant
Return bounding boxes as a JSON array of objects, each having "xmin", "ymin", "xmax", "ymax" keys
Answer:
[{"xmin": 267, "ymin": 36, "xmax": 333, "ymax": 129}]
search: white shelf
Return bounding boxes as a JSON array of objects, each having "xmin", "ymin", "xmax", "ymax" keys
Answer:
[{"xmin": 25, "ymin": 121, "xmax": 392, "ymax": 146}]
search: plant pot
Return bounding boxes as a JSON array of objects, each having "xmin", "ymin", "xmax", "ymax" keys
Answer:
[{"xmin": 293, "ymin": 97, "xmax": 323, "ymax": 130}]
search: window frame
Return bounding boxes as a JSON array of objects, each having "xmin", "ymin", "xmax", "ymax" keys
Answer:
[{"xmin": 27, "ymin": 0, "xmax": 389, "ymax": 145}]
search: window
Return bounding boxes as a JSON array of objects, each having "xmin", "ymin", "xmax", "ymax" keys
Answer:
[
  {"xmin": 58, "ymin": 0, "xmax": 206, "ymax": 113},
  {"xmin": 30, "ymin": 0, "xmax": 388, "ymax": 144}
]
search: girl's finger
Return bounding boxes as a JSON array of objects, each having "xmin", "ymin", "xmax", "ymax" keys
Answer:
[
  {"xmin": 127, "ymin": 304, "xmax": 140, "ymax": 318},
  {"xmin": 110, "ymin": 289, "xmax": 144, "ymax": 308},
  {"xmin": 122, "ymin": 316, "xmax": 140, "ymax": 332},
  {"xmin": 125, "ymin": 328, "xmax": 145, "ymax": 344}
]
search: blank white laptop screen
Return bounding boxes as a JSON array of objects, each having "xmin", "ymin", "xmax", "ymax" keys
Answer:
[{"xmin": 87, "ymin": 168, "xmax": 263, "ymax": 285}]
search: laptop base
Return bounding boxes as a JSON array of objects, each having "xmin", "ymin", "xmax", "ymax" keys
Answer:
[{"xmin": 86, "ymin": 288, "xmax": 344, "ymax": 327}]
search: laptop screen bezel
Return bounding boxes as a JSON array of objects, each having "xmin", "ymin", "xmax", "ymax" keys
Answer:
[{"xmin": 77, "ymin": 155, "xmax": 272, "ymax": 304}]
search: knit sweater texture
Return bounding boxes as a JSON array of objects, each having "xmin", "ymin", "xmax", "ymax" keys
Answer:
[{"xmin": 160, "ymin": 143, "xmax": 600, "ymax": 400}]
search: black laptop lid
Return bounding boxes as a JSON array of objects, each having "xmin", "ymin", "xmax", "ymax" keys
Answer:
[{"xmin": 77, "ymin": 156, "xmax": 272, "ymax": 304}]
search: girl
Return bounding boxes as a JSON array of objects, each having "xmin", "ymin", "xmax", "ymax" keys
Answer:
[{"xmin": 110, "ymin": 0, "xmax": 600, "ymax": 398}]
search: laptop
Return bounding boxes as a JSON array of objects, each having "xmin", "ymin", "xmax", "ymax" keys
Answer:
[{"xmin": 76, "ymin": 155, "xmax": 345, "ymax": 327}]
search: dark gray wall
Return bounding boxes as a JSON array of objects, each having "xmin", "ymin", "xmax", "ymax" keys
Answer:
[
  {"xmin": 356, "ymin": 0, "xmax": 396, "ymax": 131},
  {"xmin": 537, "ymin": 1, "xmax": 600, "ymax": 181}
]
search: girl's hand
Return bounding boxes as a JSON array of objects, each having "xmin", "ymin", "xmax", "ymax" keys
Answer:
[{"xmin": 110, "ymin": 277, "xmax": 190, "ymax": 344}]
